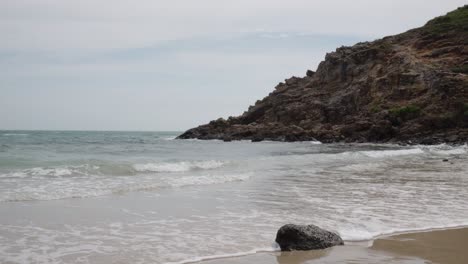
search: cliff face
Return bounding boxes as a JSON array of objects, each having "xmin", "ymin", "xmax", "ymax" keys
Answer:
[{"xmin": 178, "ymin": 6, "xmax": 468, "ymax": 144}]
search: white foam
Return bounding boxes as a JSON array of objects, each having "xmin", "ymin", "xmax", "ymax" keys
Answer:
[
  {"xmin": 133, "ymin": 160, "xmax": 226, "ymax": 173},
  {"xmin": 337, "ymin": 162, "xmax": 384, "ymax": 172},
  {"xmin": 0, "ymin": 171, "xmax": 252, "ymax": 202},
  {"xmin": 166, "ymin": 173, "xmax": 252, "ymax": 187},
  {"xmin": 360, "ymin": 148, "xmax": 424, "ymax": 158},
  {"xmin": 341, "ymin": 224, "xmax": 468, "ymax": 242},
  {"xmin": 0, "ymin": 186, "xmax": 117, "ymax": 202},
  {"xmin": 165, "ymin": 246, "xmax": 278, "ymax": 264},
  {"xmin": 2, "ymin": 165, "xmax": 101, "ymax": 179},
  {"xmin": 2, "ymin": 133, "xmax": 29, "ymax": 136},
  {"xmin": 424, "ymin": 144, "xmax": 467, "ymax": 155},
  {"xmin": 434, "ymin": 148, "xmax": 467, "ymax": 155},
  {"xmin": 7, "ymin": 167, "xmax": 73, "ymax": 178}
]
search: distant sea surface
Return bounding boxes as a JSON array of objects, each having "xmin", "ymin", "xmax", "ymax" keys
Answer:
[{"xmin": 1, "ymin": 130, "xmax": 467, "ymax": 263}]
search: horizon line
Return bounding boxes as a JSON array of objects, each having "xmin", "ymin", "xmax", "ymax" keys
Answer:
[{"xmin": 0, "ymin": 129, "xmax": 184, "ymax": 133}]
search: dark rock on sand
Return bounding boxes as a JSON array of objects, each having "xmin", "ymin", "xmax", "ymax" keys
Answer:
[
  {"xmin": 275, "ymin": 224, "xmax": 344, "ymax": 251},
  {"xmin": 178, "ymin": 6, "xmax": 468, "ymax": 144}
]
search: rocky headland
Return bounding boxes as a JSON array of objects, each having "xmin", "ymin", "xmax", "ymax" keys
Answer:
[{"xmin": 178, "ymin": 6, "xmax": 468, "ymax": 144}]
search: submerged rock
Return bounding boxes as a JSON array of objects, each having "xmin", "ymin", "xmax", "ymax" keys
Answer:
[{"xmin": 275, "ymin": 224, "xmax": 344, "ymax": 251}]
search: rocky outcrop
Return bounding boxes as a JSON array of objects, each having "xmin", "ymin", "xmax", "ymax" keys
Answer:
[
  {"xmin": 275, "ymin": 224, "xmax": 344, "ymax": 251},
  {"xmin": 178, "ymin": 6, "xmax": 468, "ymax": 144}
]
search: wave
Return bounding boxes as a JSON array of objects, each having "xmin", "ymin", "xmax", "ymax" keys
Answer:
[
  {"xmin": 337, "ymin": 162, "xmax": 384, "ymax": 172},
  {"xmin": 2, "ymin": 165, "xmax": 101, "ymax": 178},
  {"xmin": 341, "ymin": 144, "xmax": 466, "ymax": 159},
  {"xmin": 133, "ymin": 160, "xmax": 226, "ymax": 173},
  {"xmin": 359, "ymin": 148, "xmax": 425, "ymax": 158},
  {"xmin": 0, "ymin": 172, "xmax": 252, "ymax": 202},
  {"xmin": 309, "ymin": 141, "xmax": 322, "ymax": 145},
  {"xmin": 341, "ymin": 223, "xmax": 468, "ymax": 242},
  {"xmin": 0, "ymin": 163, "xmax": 135, "ymax": 178},
  {"xmin": 422, "ymin": 144, "xmax": 467, "ymax": 155},
  {"xmin": 1, "ymin": 159, "xmax": 228, "ymax": 179},
  {"xmin": 165, "ymin": 172, "xmax": 252, "ymax": 187},
  {"xmin": 165, "ymin": 245, "xmax": 279, "ymax": 264},
  {"xmin": 2, "ymin": 133, "xmax": 29, "ymax": 136}
]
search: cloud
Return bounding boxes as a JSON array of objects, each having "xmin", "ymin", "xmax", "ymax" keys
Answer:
[{"xmin": 1, "ymin": 0, "xmax": 466, "ymax": 52}]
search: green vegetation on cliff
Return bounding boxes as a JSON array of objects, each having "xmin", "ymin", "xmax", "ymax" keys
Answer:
[
  {"xmin": 452, "ymin": 65, "xmax": 468, "ymax": 74},
  {"xmin": 389, "ymin": 105, "xmax": 421, "ymax": 121},
  {"xmin": 424, "ymin": 5, "xmax": 468, "ymax": 34}
]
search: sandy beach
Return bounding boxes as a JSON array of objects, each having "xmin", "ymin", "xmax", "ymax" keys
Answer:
[
  {"xmin": 202, "ymin": 227, "xmax": 468, "ymax": 264},
  {"xmin": 2, "ymin": 133, "xmax": 467, "ymax": 263}
]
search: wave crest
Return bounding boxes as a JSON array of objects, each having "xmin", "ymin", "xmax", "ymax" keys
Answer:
[
  {"xmin": 359, "ymin": 148, "xmax": 424, "ymax": 158},
  {"xmin": 133, "ymin": 160, "xmax": 226, "ymax": 173},
  {"xmin": 0, "ymin": 172, "xmax": 252, "ymax": 202}
]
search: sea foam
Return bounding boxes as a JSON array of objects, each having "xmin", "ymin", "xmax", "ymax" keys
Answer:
[
  {"xmin": 133, "ymin": 160, "xmax": 226, "ymax": 173},
  {"xmin": 165, "ymin": 246, "xmax": 279, "ymax": 264},
  {"xmin": 2, "ymin": 166, "xmax": 96, "ymax": 178},
  {"xmin": 165, "ymin": 173, "xmax": 252, "ymax": 187},
  {"xmin": 360, "ymin": 148, "xmax": 424, "ymax": 158},
  {"xmin": 0, "ymin": 171, "xmax": 252, "ymax": 202}
]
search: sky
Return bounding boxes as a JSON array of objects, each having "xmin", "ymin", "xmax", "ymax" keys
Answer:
[{"xmin": 1, "ymin": 0, "xmax": 466, "ymax": 131}]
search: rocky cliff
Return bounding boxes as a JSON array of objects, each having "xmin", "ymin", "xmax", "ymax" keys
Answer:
[{"xmin": 178, "ymin": 6, "xmax": 468, "ymax": 144}]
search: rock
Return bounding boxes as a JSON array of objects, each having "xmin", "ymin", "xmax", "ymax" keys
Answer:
[
  {"xmin": 306, "ymin": 70, "xmax": 315, "ymax": 77},
  {"xmin": 275, "ymin": 224, "xmax": 344, "ymax": 251},
  {"xmin": 177, "ymin": 6, "xmax": 468, "ymax": 144},
  {"xmin": 447, "ymin": 134, "xmax": 459, "ymax": 142},
  {"xmin": 251, "ymin": 136, "xmax": 264, "ymax": 142},
  {"xmin": 443, "ymin": 159, "xmax": 449, "ymax": 162}
]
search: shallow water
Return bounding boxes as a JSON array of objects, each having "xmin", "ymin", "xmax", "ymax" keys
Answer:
[{"xmin": 0, "ymin": 131, "xmax": 467, "ymax": 263}]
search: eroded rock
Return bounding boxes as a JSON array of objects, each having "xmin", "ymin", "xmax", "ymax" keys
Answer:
[{"xmin": 275, "ymin": 224, "xmax": 344, "ymax": 251}]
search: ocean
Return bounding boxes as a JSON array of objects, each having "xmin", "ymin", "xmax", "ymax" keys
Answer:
[{"xmin": 0, "ymin": 130, "xmax": 467, "ymax": 263}]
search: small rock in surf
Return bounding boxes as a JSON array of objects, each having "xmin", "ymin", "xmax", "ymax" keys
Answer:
[{"xmin": 275, "ymin": 224, "xmax": 344, "ymax": 251}]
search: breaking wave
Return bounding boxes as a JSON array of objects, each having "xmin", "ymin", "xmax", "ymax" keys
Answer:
[
  {"xmin": 0, "ymin": 172, "xmax": 252, "ymax": 202},
  {"xmin": 133, "ymin": 160, "xmax": 226, "ymax": 173}
]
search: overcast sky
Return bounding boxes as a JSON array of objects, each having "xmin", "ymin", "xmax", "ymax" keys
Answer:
[{"xmin": 1, "ymin": 0, "xmax": 466, "ymax": 131}]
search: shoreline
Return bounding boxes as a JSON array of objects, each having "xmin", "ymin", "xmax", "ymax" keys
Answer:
[
  {"xmin": 190, "ymin": 226, "xmax": 468, "ymax": 264},
  {"xmin": 371, "ymin": 227, "xmax": 468, "ymax": 264},
  {"xmin": 176, "ymin": 137, "xmax": 468, "ymax": 146}
]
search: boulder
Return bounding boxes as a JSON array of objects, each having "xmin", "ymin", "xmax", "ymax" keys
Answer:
[
  {"xmin": 275, "ymin": 224, "xmax": 344, "ymax": 251},
  {"xmin": 251, "ymin": 136, "xmax": 264, "ymax": 142},
  {"xmin": 306, "ymin": 70, "xmax": 316, "ymax": 77}
]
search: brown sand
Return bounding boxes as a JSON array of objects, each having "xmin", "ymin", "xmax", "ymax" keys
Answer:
[
  {"xmin": 372, "ymin": 227, "xmax": 468, "ymax": 264},
  {"xmin": 202, "ymin": 227, "xmax": 468, "ymax": 264}
]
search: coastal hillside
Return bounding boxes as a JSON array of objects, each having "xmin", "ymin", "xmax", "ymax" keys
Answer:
[{"xmin": 178, "ymin": 6, "xmax": 468, "ymax": 144}]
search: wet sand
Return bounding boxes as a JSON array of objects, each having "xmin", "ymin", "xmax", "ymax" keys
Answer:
[
  {"xmin": 372, "ymin": 227, "xmax": 468, "ymax": 264},
  {"xmin": 202, "ymin": 227, "xmax": 468, "ymax": 264}
]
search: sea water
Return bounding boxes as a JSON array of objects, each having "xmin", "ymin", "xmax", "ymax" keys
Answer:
[{"xmin": 0, "ymin": 131, "xmax": 467, "ymax": 263}]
